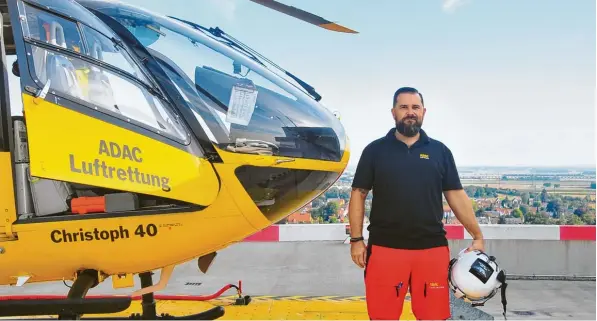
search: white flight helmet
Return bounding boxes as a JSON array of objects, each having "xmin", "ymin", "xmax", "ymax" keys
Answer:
[{"xmin": 448, "ymin": 249, "xmax": 508, "ymax": 318}]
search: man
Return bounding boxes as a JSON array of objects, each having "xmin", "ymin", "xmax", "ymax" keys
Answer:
[{"xmin": 348, "ymin": 87, "xmax": 484, "ymax": 320}]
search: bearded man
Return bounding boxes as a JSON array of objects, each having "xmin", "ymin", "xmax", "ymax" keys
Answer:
[{"xmin": 347, "ymin": 87, "xmax": 484, "ymax": 320}]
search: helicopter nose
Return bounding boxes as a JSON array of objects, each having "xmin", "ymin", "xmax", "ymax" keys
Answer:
[
  {"xmin": 234, "ymin": 163, "xmax": 344, "ymax": 224},
  {"xmin": 227, "ymin": 104, "xmax": 348, "ymax": 224}
]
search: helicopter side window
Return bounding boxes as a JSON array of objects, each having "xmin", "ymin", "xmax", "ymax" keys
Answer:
[
  {"xmin": 79, "ymin": 24, "xmax": 150, "ymax": 85},
  {"xmin": 17, "ymin": 3, "xmax": 188, "ymax": 143},
  {"xmin": 20, "ymin": 4, "xmax": 84, "ymax": 86}
]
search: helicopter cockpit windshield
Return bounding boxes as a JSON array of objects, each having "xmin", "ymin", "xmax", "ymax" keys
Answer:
[
  {"xmin": 14, "ymin": 0, "xmax": 189, "ymax": 144},
  {"xmin": 78, "ymin": 0, "xmax": 347, "ymax": 162}
]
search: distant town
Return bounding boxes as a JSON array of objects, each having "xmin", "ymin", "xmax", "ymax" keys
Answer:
[{"xmin": 279, "ymin": 166, "xmax": 596, "ymax": 226}]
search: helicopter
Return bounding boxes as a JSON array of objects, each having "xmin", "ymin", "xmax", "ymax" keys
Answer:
[{"xmin": 0, "ymin": 0, "xmax": 355, "ymax": 319}]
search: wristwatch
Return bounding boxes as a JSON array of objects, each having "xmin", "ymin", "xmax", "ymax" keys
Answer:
[{"xmin": 350, "ymin": 236, "xmax": 364, "ymax": 243}]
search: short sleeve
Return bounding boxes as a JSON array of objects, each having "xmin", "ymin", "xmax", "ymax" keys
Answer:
[
  {"xmin": 351, "ymin": 144, "xmax": 375, "ymax": 190},
  {"xmin": 442, "ymin": 145, "xmax": 463, "ymax": 191}
]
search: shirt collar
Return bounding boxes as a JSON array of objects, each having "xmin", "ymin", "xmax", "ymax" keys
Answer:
[{"xmin": 385, "ymin": 127, "xmax": 430, "ymax": 145}]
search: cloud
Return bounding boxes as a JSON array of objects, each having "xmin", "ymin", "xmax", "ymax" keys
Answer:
[
  {"xmin": 206, "ymin": 0, "xmax": 238, "ymax": 21},
  {"xmin": 442, "ymin": 0, "xmax": 471, "ymax": 13}
]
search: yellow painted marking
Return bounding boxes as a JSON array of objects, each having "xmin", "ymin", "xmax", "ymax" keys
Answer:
[
  {"xmin": 108, "ymin": 295, "xmax": 414, "ymax": 320},
  {"xmin": 7, "ymin": 296, "xmax": 417, "ymax": 320}
]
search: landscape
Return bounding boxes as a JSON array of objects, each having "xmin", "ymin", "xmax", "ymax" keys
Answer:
[{"xmin": 281, "ymin": 166, "xmax": 596, "ymax": 226}]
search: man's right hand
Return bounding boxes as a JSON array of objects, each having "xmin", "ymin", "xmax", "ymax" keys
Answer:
[{"xmin": 351, "ymin": 240, "xmax": 367, "ymax": 268}]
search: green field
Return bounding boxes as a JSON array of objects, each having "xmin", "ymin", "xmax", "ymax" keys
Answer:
[{"xmin": 461, "ymin": 179, "xmax": 596, "ymax": 197}]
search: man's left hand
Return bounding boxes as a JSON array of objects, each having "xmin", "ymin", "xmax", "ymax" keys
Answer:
[{"xmin": 466, "ymin": 239, "xmax": 485, "ymax": 253}]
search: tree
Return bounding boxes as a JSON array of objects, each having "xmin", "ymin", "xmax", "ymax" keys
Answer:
[
  {"xmin": 475, "ymin": 187, "xmax": 485, "ymax": 198},
  {"xmin": 540, "ymin": 189, "xmax": 548, "ymax": 202},
  {"xmin": 339, "ymin": 189, "xmax": 350, "ymax": 200},
  {"xmin": 533, "ymin": 201, "xmax": 541, "ymax": 208},
  {"xmin": 547, "ymin": 200, "xmax": 562, "ymax": 218},
  {"xmin": 511, "ymin": 208, "xmax": 523, "ymax": 218},
  {"xmin": 521, "ymin": 192, "xmax": 530, "ymax": 205},
  {"xmin": 581, "ymin": 214, "xmax": 596, "ymax": 225},
  {"xmin": 464, "ymin": 186, "xmax": 476, "ymax": 198},
  {"xmin": 524, "ymin": 212, "xmax": 550, "ymax": 225},
  {"xmin": 565, "ymin": 214, "xmax": 584, "ymax": 225},
  {"xmin": 325, "ymin": 187, "xmax": 340, "ymax": 199},
  {"xmin": 501, "ymin": 197, "xmax": 511, "ymax": 208},
  {"xmin": 574, "ymin": 206, "xmax": 588, "ymax": 216},
  {"xmin": 311, "ymin": 207, "xmax": 324, "ymax": 221},
  {"xmin": 544, "ymin": 182, "xmax": 552, "ymax": 188},
  {"xmin": 312, "ymin": 199, "xmax": 324, "ymax": 209},
  {"xmin": 323, "ymin": 201, "xmax": 340, "ymax": 221}
]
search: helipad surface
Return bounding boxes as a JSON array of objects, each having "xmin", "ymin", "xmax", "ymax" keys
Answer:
[
  {"xmin": 95, "ymin": 295, "xmax": 400, "ymax": 320},
  {"xmin": 1, "ymin": 241, "xmax": 595, "ymax": 320}
]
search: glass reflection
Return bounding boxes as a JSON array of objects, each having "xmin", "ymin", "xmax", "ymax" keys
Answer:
[
  {"xmin": 79, "ymin": 0, "xmax": 347, "ymax": 161},
  {"xmin": 235, "ymin": 165, "xmax": 340, "ymax": 223}
]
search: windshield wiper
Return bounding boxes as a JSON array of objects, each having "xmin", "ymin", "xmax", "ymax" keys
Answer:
[
  {"xmin": 168, "ymin": 16, "xmax": 322, "ymax": 101},
  {"xmin": 167, "ymin": 16, "xmax": 264, "ymax": 65}
]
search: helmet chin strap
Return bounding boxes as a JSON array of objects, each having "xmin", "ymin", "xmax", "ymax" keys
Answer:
[{"xmin": 497, "ymin": 270, "xmax": 508, "ymax": 320}]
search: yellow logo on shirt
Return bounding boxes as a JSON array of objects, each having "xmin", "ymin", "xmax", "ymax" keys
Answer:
[
  {"xmin": 428, "ymin": 282, "xmax": 445, "ymax": 289},
  {"xmin": 420, "ymin": 153, "xmax": 429, "ymax": 159}
]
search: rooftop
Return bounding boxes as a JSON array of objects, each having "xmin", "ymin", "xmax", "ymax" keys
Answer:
[{"xmin": 1, "ymin": 224, "xmax": 594, "ymax": 320}]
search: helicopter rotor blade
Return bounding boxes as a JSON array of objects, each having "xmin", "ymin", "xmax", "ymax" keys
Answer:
[{"xmin": 248, "ymin": 0, "xmax": 358, "ymax": 34}]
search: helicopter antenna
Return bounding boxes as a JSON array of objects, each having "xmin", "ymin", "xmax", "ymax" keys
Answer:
[{"xmin": 248, "ymin": 0, "xmax": 358, "ymax": 34}]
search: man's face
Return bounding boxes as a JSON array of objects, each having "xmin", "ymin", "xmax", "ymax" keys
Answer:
[{"xmin": 392, "ymin": 92, "xmax": 426, "ymax": 137}]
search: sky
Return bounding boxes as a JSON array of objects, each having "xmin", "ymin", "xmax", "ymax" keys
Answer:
[{"xmin": 8, "ymin": 0, "xmax": 596, "ymax": 168}]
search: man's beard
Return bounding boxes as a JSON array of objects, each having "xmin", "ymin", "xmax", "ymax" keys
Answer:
[{"xmin": 396, "ymin": 116, "xmax": 422, "ymax": 137}]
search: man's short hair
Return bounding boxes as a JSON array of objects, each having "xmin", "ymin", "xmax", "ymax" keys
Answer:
[{"xmin": 393, "ymin": 87, "xmax": 424, "ymax": 107}]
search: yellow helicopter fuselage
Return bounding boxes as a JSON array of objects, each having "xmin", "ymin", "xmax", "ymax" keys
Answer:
[
  {"xmin": 0, "ymin": 0, "xmax": 350, "ymax": 291},
  {"xmin": 0, "ymin": 94, "xmax": 348, "ymax": 286}
]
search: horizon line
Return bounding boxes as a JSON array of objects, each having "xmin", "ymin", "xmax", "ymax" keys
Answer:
[{"xmin": 345, "ymin": 164, "xmax": 596, "ymax": 169}]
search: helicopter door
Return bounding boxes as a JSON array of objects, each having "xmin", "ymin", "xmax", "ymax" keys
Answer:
[{"xmin": 5, "ymin": 0, "xmax": 220, "ymax": 215}]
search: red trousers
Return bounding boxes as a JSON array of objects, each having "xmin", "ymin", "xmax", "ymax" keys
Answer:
[{"xmin": 364, "ymin": 245, "xmax": 451, "ymax": 320}]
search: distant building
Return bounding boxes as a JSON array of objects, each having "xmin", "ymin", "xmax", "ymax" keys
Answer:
[
  {"xmin": 287, "ymin": 204, "xmax": 313, "ymax": 223},
  {"xmin": 287, "ymin": 210, "xmax": 312, "ymax": 223},
  {"xmin": 495, "ymin": 208, "xmax": 510, "ymax": 216},
  {"xmin": 446, "ymin": 217, "xmax": 461, "ymax": 224},
  {"xmin": 477, "ymin": 217, "xmax": 491, "ymax": 224},
  {"xmin": 502, "ymin": 217, "xmax": 523, "ymax": 224},
  {"xmin": 337, "ymin": 206, "xmax": 348, "ymax": 222},
  {"xmin": 483, "ymin": 210, "xmax": 501, "ymax": 218}
]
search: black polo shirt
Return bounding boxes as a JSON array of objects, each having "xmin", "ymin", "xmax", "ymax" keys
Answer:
[{"xmin": 351, "ymin": 128, "xmax": 463, "ymax": 249}]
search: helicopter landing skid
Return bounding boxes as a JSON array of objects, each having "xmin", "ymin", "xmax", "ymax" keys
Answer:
[
  {"xmin": 0, "ymin": 270, "xmax": 225, "ymax": 320},
  {"xmin": 119, "ymin": 271, "xmax": 226, "ymax": 320}
]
